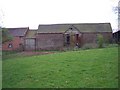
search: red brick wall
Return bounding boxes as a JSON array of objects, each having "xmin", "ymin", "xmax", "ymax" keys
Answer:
[
  {"xmin": 99, "ymin": 32, "xmax": 113, "ymax": 43},
  {"xmin": 81, "ymin": 32, "xmax": 97, "ymax": 46},
  {"xmin": 36, "ymin": 33, "xmax": 64, "ymax": 50},
  {"xmin": 2, "ymin": 36, "xmax": 24, "ymax": 51},
  {"xmin": 81, "ymin": 32, "xmax": 112, "ymax": 46},
  {"xmin": 36, "ymin": 32, "xmax": 112, "ymax": 50}
]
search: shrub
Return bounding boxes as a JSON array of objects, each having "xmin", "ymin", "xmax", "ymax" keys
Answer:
[{"xmin": 97, "ymin": 34, "xmax": 104, "ymax": 48}]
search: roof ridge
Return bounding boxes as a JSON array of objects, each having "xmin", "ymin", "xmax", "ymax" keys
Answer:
[
  {"xmin": 38, "ymin": 23, "xmax": 111, "ymax": 26},
  {"xmin": 38, "ymin": 23, "xmax": 112, "ymax": 33},
  {"xmin": 4, "ymin": 27, "xmax": 29, "ymax": 29}
]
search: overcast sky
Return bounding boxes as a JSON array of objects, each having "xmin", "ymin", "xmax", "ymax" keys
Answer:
[{"xmin": 0, "ymin": 0, "xmax": 118, "ymax": 32}]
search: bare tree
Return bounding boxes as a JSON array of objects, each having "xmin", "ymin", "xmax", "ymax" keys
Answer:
[
  {"xmin": 113, "ymin": 0, "xmax": 120, "ymax": 30},
  {"xmin": 0, "ymin": 10, "xmax": 13, "ymax": 44},
  {"xmin": 116, "ymin": 0, "xmax": 120, "ymax": 29},
  {"xmin": 0, "ymin": 9, "xmax": 4, "ymax": 45},
  {"xmin": 0, "ymin": 9, "xmax": 4, "ymax": 28}
]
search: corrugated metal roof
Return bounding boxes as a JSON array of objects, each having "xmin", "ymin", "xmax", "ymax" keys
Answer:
[
  {"xmin": 7, "ymin": 27, "xmax": 29, "ymax": 36},
  {"xmin": 37, "ymin": 23, "xmax": 112, "ymax": 33}
]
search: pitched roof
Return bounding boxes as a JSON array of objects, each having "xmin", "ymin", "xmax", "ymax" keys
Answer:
[
  {"xmin": 25, "ymin": 30, "xmax": 37, "ymax": 38},
  {"xmin": 38, "ymin": 24, "xmax": 70, "ymax": 33},
  {"xmin": 37, "ymin": 23, "xmax": 112, "ymax": 33},
  {"xmin": 7, "ymin": 27, "xmax": 29, "ymax": 36}
]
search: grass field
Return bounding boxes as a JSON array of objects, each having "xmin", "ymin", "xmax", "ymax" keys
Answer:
[{"xmin": 2, "ymin": 47, "xmax": 118, "ymax": 88}]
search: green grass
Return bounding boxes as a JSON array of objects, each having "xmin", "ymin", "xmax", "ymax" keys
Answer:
[
  {"xmin": 2, "ymin": 47, "xmax": 118, "ymax": 88},
  {"xmin": 2, "ymin": 50, "xmax": 62, "ymax": 60}
]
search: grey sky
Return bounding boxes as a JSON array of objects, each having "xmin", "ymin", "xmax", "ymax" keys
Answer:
[{"xmin": 0, "ymin": 0, "xmax": 118, "ymax": 32}]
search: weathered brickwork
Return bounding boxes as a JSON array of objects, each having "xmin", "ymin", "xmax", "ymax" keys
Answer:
[
  {"xmin": 81, "ymin": 32, "xmax": 112, "ymax": 46},
  {"xmin": 2, "ymin": 37, "xmax": 24, "ymax": 51},
  {"xmin": 2, "ymin": 23, "xmax": 113, "ymax": 51},
  {"xmin": 36, "ymin": 33, "xmax": 64, "ymax": 50}
]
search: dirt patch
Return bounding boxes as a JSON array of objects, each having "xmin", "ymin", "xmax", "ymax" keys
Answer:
[
  {"xmin": 2, "ymin": 51, "xmax": 56, "ymax": 60},
  {"xmin": 19, "ymin": 51, "xmax": 54, "ymax": 56}
]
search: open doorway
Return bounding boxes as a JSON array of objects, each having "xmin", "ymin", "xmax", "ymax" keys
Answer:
[
  {"xmin": 65, "ymin": 34, "xmax": 70, "ymax": 45},
  {"xmin": 76, "ymin": 34, "xmax": 79, "ymax": 43}
]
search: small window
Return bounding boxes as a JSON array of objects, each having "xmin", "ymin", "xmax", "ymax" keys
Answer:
[{"xmin": 8, "ymin": 43, "xmax": 13, "ymax": 48}]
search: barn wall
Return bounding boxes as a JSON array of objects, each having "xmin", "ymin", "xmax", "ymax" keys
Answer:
[
  {"xmin": 2, "ymin": 36, "xmax": 24, "ymax": 51},
  {"xmin": 81, "ymin": 32, "xmax": 97, "ymax": 46},
  {"xmin": 99, "ymin": 32, "xmax": 113, "ymax": 43},
  {"xmin": 81, "ymin": 32, "xmax": 112, "ymax": 46},
  {"xmin": 36, "ymin": 33, "xmax": 64, "ymax": 50}
]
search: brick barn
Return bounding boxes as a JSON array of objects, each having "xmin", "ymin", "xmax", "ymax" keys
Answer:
[
  {"xmin": 2, "ymin": 27, "xmax": 29, "ymax": 51},
  {"xmin": 35, "ymin": 23, "xmax": 112, "ymax": 50},
  {"xmin": 2, "ymin": 23, "xmax": 113, "ymax": 51}
]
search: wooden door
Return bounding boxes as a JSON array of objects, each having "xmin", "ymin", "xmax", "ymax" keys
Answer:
[{"xmin": 25, "ymin": 38, "xmax": 36, "ymax": 50}]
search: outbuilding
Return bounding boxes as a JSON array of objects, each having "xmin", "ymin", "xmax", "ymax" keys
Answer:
[
  {"xmin": 2, "ymin": 27, "xmax": 29, "ymax": 51},
  {"xmin": 36, "ymin": 23, "xmax": 112, "ymax": 50}
]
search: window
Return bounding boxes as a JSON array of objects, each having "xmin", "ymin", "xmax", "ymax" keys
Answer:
[{"xmin": 8, "ymin": 43, "xmax": 13, "ymax": 48}]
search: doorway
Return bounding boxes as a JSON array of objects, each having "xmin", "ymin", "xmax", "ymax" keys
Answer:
[{"xmin": 66, "ymin": 34, "xmax": 70, "ymax": 45}]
